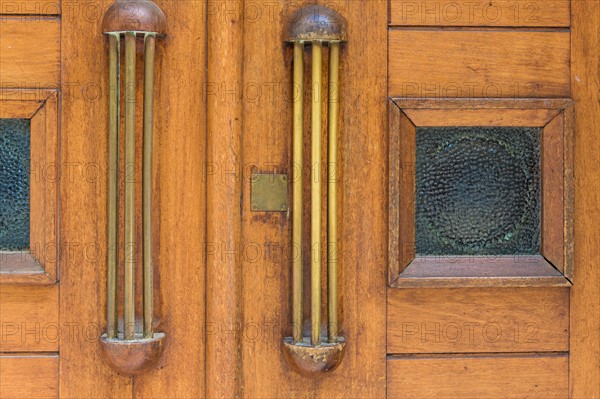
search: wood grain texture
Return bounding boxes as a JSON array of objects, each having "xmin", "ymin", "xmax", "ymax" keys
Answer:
[
  {"xmin": 389, "ymin": 30, "xmax": 570, "ymax": 98},
  {"xmin": 388, "ymin": 287, "xmax": 569, "ymax": 353},
  {"xmin": 0, "ymin": 0, "xmax": 60, "ymax": 14},
  {"xmin": 389, "ymin": 0, "xmax": 570, "ymax": 27},
  {"xmin": 231, "ymin": 1, "xmax": 387, "ymax": 397},
  {"xmin": 0, "ymin": 354, "xmax": 58, "ymax": 399},
  {"xmin": 388, "ymin": 354, "xmax": 569, "ymax": 399},
  {"xmin": 61, "ymin": 1, "xmax": 207, "ymax": 398},
  {"xmin": 0, "ymin": 100, "xmax": 42, "ymax": 118},
  {"xmin": 0, "ymin": 285, "xmax": 58, "ymax": 352},
  {"xmin": 134, "ymin": 0, "xmax": 207, "ymax": 396},
  {"xmin": 542, "ymin": 112, "xmax": 565, "ymax": 273},
  {"xmin": 205, "ymin": 0, "xmax": 244, "ymax": 397},
  {"xmin": 570, "ymin": 1, "xmax": 600, "ymax": 397},
  {"xmin": 59, "ymin": 2, "xmax": 132, "ymax": 397},
  {"xmin": 393, "ymin": 256, "xmax": 569, "ymax": 288},
  {"xmin": 403, "ymin": 108, "xmax": 560, "ymax": 127},
  {"xmin": 0, "ymin": 18, "xmax": 60, "ymax": 88}
]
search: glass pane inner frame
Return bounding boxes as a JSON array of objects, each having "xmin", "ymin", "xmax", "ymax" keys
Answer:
[
  {"xmin": 0, "ymin": 118, "xmax": 31, "ymax": 251},
  {"xmin": 0, "ymin": 93, "xmax": 59, "ymax": 284},
  {"xmin": 388, "ymin": 99, "xmax": 574, "ymax": 288},
  {"xmin": 415, "ymin": 126, "xmax": 541, "ymax": 256}
]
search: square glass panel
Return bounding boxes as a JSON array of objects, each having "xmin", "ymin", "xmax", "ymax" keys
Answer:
[
  {"xmin": 416, "ymin": 126, "xmax": 541, "ymax": 256},
  {"xmin": 0, "ymin": 119, "xmax": 30, "ymax": 251}
]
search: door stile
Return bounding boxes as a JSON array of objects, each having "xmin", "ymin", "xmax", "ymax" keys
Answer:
[
  {"xmin": 205, "ymin": 0, "xmax": 245, "ymax": 397},
  {"xmin": 570, "ymin": 1, "xmax": 600, "ymax": 397}
]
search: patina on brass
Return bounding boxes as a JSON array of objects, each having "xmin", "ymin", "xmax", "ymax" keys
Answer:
[
  {"xmin": 106, "ymin": 33, "xmax": 120, "ymax": 340},
  {"xmin": 292, "ymin": 41, "xmax": 304, "ymax": 343},
  {"xmin": 101, "ymin": 0, "xmax": 166, "ymax": 377},
  {"xmin": 124, "ymin": 31, "xmax": 136, "ymax": 341},
  {"xmin": 283, "ymin": 4, "xmax": 346, "ymax": 376},
  {"xmin": 250, "ymin": 173, "xmax": 289, "ymax": 212}
]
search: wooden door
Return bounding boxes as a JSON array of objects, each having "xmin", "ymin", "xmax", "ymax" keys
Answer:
[{"xmin": 1, "ymin": 1, "xmax": 599, "ymax": 398}]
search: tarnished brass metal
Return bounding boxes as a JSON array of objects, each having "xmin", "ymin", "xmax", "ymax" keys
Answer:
[
  {"xmin": 100, "ymin": 333, "xmax": 166, "ymax": 377},
  {"xmin": 250, "ymin": 173, "xmax": 289, "ymax": 212},
  {"xmin": 142, "ymin": 33, "xmax": 156, "ymax": 339},
  {"xmin": 106, "ymin": 33, "xmax": 120, "ymax": 340},
  {"xmin": 283, "ymin": 337, "xmax": 346, "ymax": 376},
  {"xmin": 124, "ymin": 31, "xmax": 136, "ymax": 341},
  {"xmin": 102, "ymin": 0, "xmax": 167, "ymax": 35},
  {"xmin": 327, "ymin": 42, "xmax": 340, "ymax": 343},
  {"xmin": 292, "ymin": 42, "xmax": 304, "ymax": 343},
  {"xmin": 310, "ymin": 41, "xmax": 323, "ymax": 347},
  {"xmin": 283, "ymin": 4, "xmax": 347, "ymax": 376},
  {"xmin": 101, "ymin": 0, "xmax": 166, "ymax": 376},
  {"xmin": 285, "ymin": 4, "xmax": 347, "ymax": 43}
]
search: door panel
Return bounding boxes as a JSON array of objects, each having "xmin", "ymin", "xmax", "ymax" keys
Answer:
[
  {"xmin": 0, "ymin": 354, "xmax": 58, "ymax": 399},
  {"xmin": 388, "ymin": 354, "xmax": 569, "ymax": 399},
  {"xmin": 0, "ymin": 285, "xmax": 58, "ymax": 352},
  {"xmin": 388, "ymin": 30, "xmax": 570, "ymax": 98},
  {"xmin": 389, "ymin": 0, "xmax": 571, "ymax": 27},
  {"xmin": 388, "ymin": 287, "xmax": 569, "ymax": 354},
  {"xmin": 0, "ymin": 18, "xmax": 60, "ymax": 88}
]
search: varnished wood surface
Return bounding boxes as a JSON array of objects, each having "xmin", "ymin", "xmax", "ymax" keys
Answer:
[
  {"xmin": 542, "ymin": 113, "xmax": 566, "ymax": 273},
  {"xmin": 133, "ymin": 1, "xmax": 207, "ymax": 397},
  {"xmin": 402, "ymin": 108, "xmax": 561, "ymax": 127},
  {"xmin": 0, "ymin": 354, "xmax": 58, "ymax": 399},
  {"xmin": 59, "ymin": 2, "xmax": 132, "ymax": 397},
  {"xmin": 0, "ymin": 19, "xmax": 60, "ymax": 88},
  {"xmin": 570, "ymin": 1, "xmax": 600, "ymax": 397},
  {"xmin": 61, "ymin": 0, "xmax": 207, "ymax": 398},
  {"xmin": 388, "ymin": 287, "xmax": 569, "ymax": 354},
  {"xmin": 389, "ymin": 0, "xmax": 570, "ymax": 27},
  {"xmin": 389, "ymin": 30, "xmax": 570, "ymax": 98},
  {"xmin": 0, "ymin": 285, "xmax": 58, "ymax": 352},
  {"xmin": 208, "ymin": 1, "xmax": 387, "ymax": 397},
  {"xmin": 0, "ymin": 0, "xmax": 60, "ymax": 14},
  {"xmin": 388, "ymin": 354, "xmax": 569, "ymax": 398},
  {"xmin": 205, "ymin": 0, "xmax": 244, "ymax": 397},
  {"xmin": 393, "ymin": 256, "xmax": 569, "ymax": 288}
]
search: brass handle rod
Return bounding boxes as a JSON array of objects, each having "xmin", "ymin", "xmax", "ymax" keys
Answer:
[
  {"xmin": 142, "ymin": 33, "xmax": 156, "ymax": 338},
  {"xmin": 311, "ymin": 41, "xmax": 323, "ymax": 346},
  {"xmin": 106, "ymin": 33, "xmax": 120, "ymax": 340},
  {"xmin": 327, "ymin": 42, "xmax": 339, "ymax": 343},
  {"xmin": 124, "ymin": 31, "xmax": 136, "ymax": 341},
  {"xmin": 292, "ymin": 41, "xmax": 304, "ymax": 343}
]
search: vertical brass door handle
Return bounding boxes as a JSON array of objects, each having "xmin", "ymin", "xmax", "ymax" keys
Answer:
[
  {"xmin": 99, "ymin": 0, "xmax": 167, "ymax": 377},
  {"xmin": 283, "ymin": 5, "xmax": 347, "ymax": 377}
]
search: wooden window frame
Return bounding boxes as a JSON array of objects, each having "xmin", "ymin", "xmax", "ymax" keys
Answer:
[
  {"xmin": 388, "ymin": 98, "xmax": 573, "ymax": 288},
  {"xmin": 0, "ymin": 90, "xmax": 59, "ymax": 285}
]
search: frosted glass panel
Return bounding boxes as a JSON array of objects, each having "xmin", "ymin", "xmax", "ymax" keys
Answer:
[
  {"xmin": 0, "ymin": 119, "xmax": 30, "ymax": 251},
  {"xmin": 416, "ymin": 126, "xmax": 541, "ymax": 256}
]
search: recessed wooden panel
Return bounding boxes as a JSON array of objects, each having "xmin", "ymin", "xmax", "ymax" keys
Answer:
[
  {"xmin": 388, "ymin": 287, "xmax": 568, "ymax": 353},
  {"xmin": 389, "ymin": 0, "xmax": 570, "ymax": 27},
  {"xmin": 389, "ymin": 30, "xmax": 570, "ymax": 98},
  {"xmin": 388, "ymin": 354, "xmax": 568, "ymax": 399},
  {"xmin": 0, "ymin": 354, "xmax": 58, "ymax": 399},
  {"xmin": 0, "ymin": 0, "xmax": 60, "ymax": 14},
  {"xmin": 0, "ymin": 19, "xmax": 60, "ymax": 88},
  {"xmin": 0, "ymin": 285, "xmax": 58, "ymax": 352}
]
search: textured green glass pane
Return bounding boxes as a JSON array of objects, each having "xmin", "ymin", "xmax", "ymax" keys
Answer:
[
  {"xmin": 0, "ymin": 119, "xmax": 30, "ymax": 251},
  {"xmin": 416, "ymin": 126, "xmax": 541, "ymax": 255}
]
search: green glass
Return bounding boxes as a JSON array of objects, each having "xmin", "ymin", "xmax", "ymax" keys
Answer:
[
  {"xmin": 416, "ymin": 126, "xmax": 541, "ymax": 256},
  {"xmin": 0, "ymin": 119, "xmax": 31, "ymax": 251}
]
